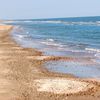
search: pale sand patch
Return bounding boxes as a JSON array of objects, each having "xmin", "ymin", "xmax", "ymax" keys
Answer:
[
  {"xmin": 27, "ymin": 56, "xmax": 51, "ymax": 60},
  {"xmin": 27, "ymin": 56, "xmax": 73, "ymax": 61},
  {"xmin": 0, "ymin": 56, "xmax": 12, "ymax": 59},
  {"xmin": 0, "ymin": 50, "xmax": 3, "ymax": 54},
  {"xmin": 0, "ymin": 69, "xmax": 10, "ymax": 75},
  {"xmin": 34, "ymin": 78, "xmax": 94, "ymax": 94},
  {"xmin": 0, "ymin": 25, "xmax": 13, "ymax": 31}
]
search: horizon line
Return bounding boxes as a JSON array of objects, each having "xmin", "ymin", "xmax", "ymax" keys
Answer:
[{"xmin": 2, "ymin": 15, "xmax": 100, "ymax": 21}]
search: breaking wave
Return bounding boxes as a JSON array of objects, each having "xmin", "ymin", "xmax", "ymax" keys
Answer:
[{"xmin": 85, "ymin": 48, "xmax": 100, "ymax": 53}]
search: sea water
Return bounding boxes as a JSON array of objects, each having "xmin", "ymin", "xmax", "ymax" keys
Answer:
[{"xmin": 5, "ymin": 16, "xmax": 100, "ymax": 78}]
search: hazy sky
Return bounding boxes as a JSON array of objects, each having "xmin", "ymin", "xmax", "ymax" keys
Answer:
[{"xmin": 0, "ymin": 0, "xmax": 100, "ymax": 19}]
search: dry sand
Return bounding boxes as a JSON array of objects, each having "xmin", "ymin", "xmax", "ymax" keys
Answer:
[{"xmin": 0, "ymin": 25, "xmax": 100, "ymax": 100}]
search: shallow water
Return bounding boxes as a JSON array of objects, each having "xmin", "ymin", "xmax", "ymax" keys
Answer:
[{"xmin": 44, "ymin": 61, "xmax": 100, "ymax": 78}]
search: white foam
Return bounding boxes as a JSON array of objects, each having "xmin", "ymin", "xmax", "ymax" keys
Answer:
[
  {"xmin": 16, "ymin": 35, "xmax": 24, "ymax": 38},
  {"xmin": 23, "ymin": 21, "xmax": 33, "ymax": 23},
  {"xmin": 95, "ymin": 53, "xmax": 100, "ymax": 58},
  {"xmin": 85, "ymin": 48, "xmax": 100, "ymax": 53},
  {"xmin": 96, "ymin": 21, "xmax": 100, "ymax": 24},
  {"xmin": 46, "ymin": 39, "xmax": 54, "ymax": 42},
  {"xmin": 32, "ymin": 20, "xmax": 99, "ymax": 26},
  {"xmin": 85, "ymin": 48, "xmax": 100, "ymax": 64},
  {"xmin": 41, "ymin": 41, "xmax": 60, "ymax": 46}
]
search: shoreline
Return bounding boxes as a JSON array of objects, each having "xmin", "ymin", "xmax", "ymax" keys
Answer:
[{"xmin": 0, "ymin": 25, "xmax": 100, "ymax": 100}]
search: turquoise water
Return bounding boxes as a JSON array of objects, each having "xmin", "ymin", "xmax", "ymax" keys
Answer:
[{"xmin": 5, "ymin": 16, "xmax": 100, "ymax": 78}]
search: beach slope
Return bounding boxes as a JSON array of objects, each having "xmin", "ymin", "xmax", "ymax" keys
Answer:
[{"xmin": 0, "ymin": 25, "xmax": 100, "ymax": 100}]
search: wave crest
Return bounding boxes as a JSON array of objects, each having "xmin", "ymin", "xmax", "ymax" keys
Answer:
[{"xmin": 85, "ymin": 48, "xmax": 100, "ymax": 53}]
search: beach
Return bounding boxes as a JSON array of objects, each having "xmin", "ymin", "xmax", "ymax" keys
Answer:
[{"xmin": 0, "ymin": 25, "xmax": 100, "ymax": 100}]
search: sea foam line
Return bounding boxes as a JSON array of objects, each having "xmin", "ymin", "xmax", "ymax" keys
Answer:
[{"xmin": 85, "ymin": 48, "xmax": 100, "ymax": 53}]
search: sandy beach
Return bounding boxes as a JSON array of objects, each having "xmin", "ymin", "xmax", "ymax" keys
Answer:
[{"xmin": 0, "ymin": 25, "xmax": 100, "ymax": 100}]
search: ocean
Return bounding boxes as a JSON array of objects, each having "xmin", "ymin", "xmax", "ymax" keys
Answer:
[{"xmin": 4, "ymin": 16, "xmax": 100, "ymax": 78}]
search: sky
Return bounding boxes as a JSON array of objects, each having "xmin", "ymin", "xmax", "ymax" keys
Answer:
[{"xmin": 0, "ymin": 0, "xmax": 100, "ymax": 19}]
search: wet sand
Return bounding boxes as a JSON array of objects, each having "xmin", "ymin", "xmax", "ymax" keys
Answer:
[{"xmin": 0, "ymin": 25, "xmax": 100, "ymax": 100}]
